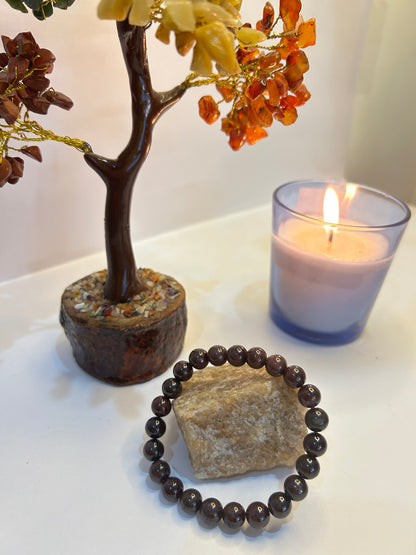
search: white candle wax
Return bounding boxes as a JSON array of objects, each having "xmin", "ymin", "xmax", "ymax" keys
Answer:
[{"xmin": 271, "ymin": 218, "xmax": 392, "ymax": 333}]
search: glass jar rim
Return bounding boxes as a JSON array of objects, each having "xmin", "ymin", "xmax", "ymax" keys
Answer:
[{"xmin": 273, "ymin": 180, "xmax": 411, "ymax": 230}]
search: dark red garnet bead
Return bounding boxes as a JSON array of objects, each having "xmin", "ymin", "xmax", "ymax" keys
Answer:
[
  {"xmin": 151, "ymin": 395, "xmax": 171, "ymax": 417},
  {"xmin": 246, "ymin": 347, "xmax": 267, "ymax": 369},
  {"xmin": 268, "ymin": 491, "xmax": 292, "ymax": 519},
  {"xmin": 189, "ymin": 348, "xmax": 209, "ymax": 369},
  {"xmin": 208, "ymin": 345, "xmax": 228, "ymax": 366},
  {"xmin": 298, "ymin": 384, "xmax": 321, "ymax": 407},
  {"xmin": 296, "ymin": 454, "xmax": 320, "ymax": 479},
  {"xmin": 180, "ymin": 488, "xmax": 202, "ymax": 515},
  {"xmin": 265, "ymin": 353, "xmax": 287, "ymax": 376},
  {"xmin": 284, "ymin": 365, "xmax": 306, "ymax": 388},
  {"xmin": 246, "ymin": 501, "xmax": 270, "ymax": 529},
  {"xmin": 149, "ymin": 460, "xmax": 170, "ymax": 484},
  {"xmin": 161, "ymin": 378, "xmax": 182, "ymax": 399},
  {"xmin": 284, "ymin": 474, "xmax": 308, "ymax": 501},
  {"xmin": 145, "ymin": 416, "xmax": 166, "ymax": 439},
  {"xmin": 303, "ymin": 432, "xmax": 327, "ymax": 457},
  {"xmin": 143, "ymin": 438, "xmax": 164, "ymax": 461},
  {"xmin": 305, "ymin": 407, "xmax": 329, "ymax": 431},
  {"xmin": 200, "ymin": 497, "xmax": 223, "ymax": 526},
  {"xmin": 223, "ymin": 502, "xmax": 246, "ymax": 529},
  {"xmin": 173, "ymin": 360, "xmax": 193, "ymax": 382},
  {"xmin": 227, "ymin": 345, "xmax": 247, "ymax": 366},
  {"xmin": 162, "ymin": 476, "xmax": 184, "ymax": 502}
]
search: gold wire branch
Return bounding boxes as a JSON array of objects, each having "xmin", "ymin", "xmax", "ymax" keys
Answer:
[{"xmin": 1, "ymin": 116, "xmax": 91, "ymax": 162}]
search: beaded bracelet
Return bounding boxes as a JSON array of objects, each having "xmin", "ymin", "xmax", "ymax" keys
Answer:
[{"xmin": 142, "ymin": 345, "xmax": 328, "ymax": 530}]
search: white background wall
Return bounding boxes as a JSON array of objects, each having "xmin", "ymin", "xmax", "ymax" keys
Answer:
[
  {"xmin": 0, "ymin": 0, "xmax": 373, "ymax": 283},
  {"xmin": 345, "ymin": 0, "xmax": 416, "ymax": 205}
]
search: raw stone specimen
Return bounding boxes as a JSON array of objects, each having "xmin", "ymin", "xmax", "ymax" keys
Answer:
[{"xmin": 173, "ymin": 363, "xmax": 306, "ymax": 479}]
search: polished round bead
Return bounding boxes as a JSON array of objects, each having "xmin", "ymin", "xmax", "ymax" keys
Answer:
[
  {"xmin": 305, "ymin": 407, "xmax": 329, "ymax": 431},
  {"xmin": 161, "ymin": 378, "xmax": 182, "ymax": 399},
  {"xmin": 265, "ymin": 354, "xmax": 287, "ymax": 376},
  {"xmin": 246, "ymin": 347, "xmax": 267, "ymax": 369},
  {"xmin": 180, "ymin": 488, "xmax": 202, "ymax": 515},
  {"xmin": 145, "ymin": 416, "xmax": 166, "ymax": 439},
  {"xmin": 151, "ymin": 395, "xmax": 171, "ymax": 417},
  {"xmin": 149, "ymin": 460, "xmax": 170, "ymax": 484},
  {"xmin": 200, "ymin": 497, "xmax": 223, "ymax": 526},
  {"xmin": 223, "ymin": 502, "xmax": 246, "ymax": 529},
  {"xmin": 298, "ymin": 384, "xmax": 321, "ymax": 408},
  {"xmin": 246, "ymin": 501, "xmax": 270, "ymax": 529},
  {"xmin": 208, "ymin": 345, "xmax": 228, "ymax": 366},
  {"xmin": 284, "ymin": 474, "xmax": 308, "ymax": 501},
  {"xmin": 268, "ymin": 491, "xmax": 292, "ymax": 519},
  {"xmin": 173, "ymin": 361, "xmax": 193, "ymax": 382},
  {"xmin": 143, "ymin": 438, "xmax": 164, "ymax": 461},
  {"xmin": 162, "ymin": 476, "xmax": 183, "ymax": 503},
  {"xmin": 296, "ymin": 454, "xmax": 320, "ymax": 479},
  {"xmin": 189, "ymin": 348, "xmax": 209, "ymax": 369},
  {"xmin": 303, "ymin": 432, "xmax": 327, "ymax": 457},
  {"xmin": 227, "ymin": 345, "xmax": 247, "ymax": 367},
  {"xmin": 284, "ymin": 365, "xmax": 306, "ymax": 388}
]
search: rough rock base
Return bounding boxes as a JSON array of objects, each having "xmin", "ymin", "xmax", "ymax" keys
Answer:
[{"xmin": 174, "ymin": 363, "xmax": 306, "ymax": 479}]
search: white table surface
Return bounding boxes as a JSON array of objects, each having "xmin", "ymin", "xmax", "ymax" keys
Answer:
[{"xmin": 1, "ymin": 205, "xmax": 415, "ymax": 555}]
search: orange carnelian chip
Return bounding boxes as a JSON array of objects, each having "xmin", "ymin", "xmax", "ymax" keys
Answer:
[
  {"xmin": 236, "ymin": 108, "xmax": 249, "ymax": 128},
  {"xmin": 256, "ymin": 2, "xmax": 275, "ymax": 33},
  {"xmin": 279, "ymin": 0, "xmax": 302, "ymax": 31},
  {"xmin": 273, "ymin": 72, "xmax": 289, "ymax": 98},
  {"xmin": 294, "ymin": 83, "xmax": 311, "ymax": 105},
  {"xmin": 246, "ymin": 103, "xmax": 259, "ymax": 126},
  {"xmin": 247, "ymin": 126, "xmax": 268, "ymax": 145},
  {"xmin": 259, "ymin": 50, "xmax": 282, "ymax": 70},
  {"xmin": 198, "ymin": 95, "xmax": 220, "ymax": 124},
  {"xmin": 266, "ymin": 78, "xmax": 281, "ymax": 106},
  {"xmin": 246, "ymin": 79, "xmax": 266, "ymax": 100},
  {"xmin": 278, "ymin": 37, "xmax": 298, "ymax": 60},
  {"xmin": 272, "ymin": 106, "xmax": 284, "ymax": 120},
  {"xmin": 237, "ymin": 47, "xmax": 259, "ymax": 65},
  {"xmin": 277, "ymin": 104, "xmax": 298, "ymax": 125},
  {"xmin": 251, "ymin": 96, "xmax": 273, "ymax": 127},
  {"xmin": 283, "ymin": 64, "xmax": 303, "ymax": 90},
  {"xmin": 282, "ymin": 94, "xmax": 300, "ymax": 107},
  {"xmin": 287, "ymin": 50, "xmax": 309, "ymax": 73},
  {"xmin": 264, "ymin": 98, "xmax": 281, "ymax": 116},
  {"xmin": 228, "ymin": 128, "xmax": 247, "ymax": 150},
  {"xmin": 298, "ymin": 18, "xmax": 316, "ymax": 48}
]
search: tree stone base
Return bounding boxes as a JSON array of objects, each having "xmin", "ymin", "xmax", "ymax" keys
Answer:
[{"xmin": 59, "ymin": 269, "xmax": 187, "ymax": 386}]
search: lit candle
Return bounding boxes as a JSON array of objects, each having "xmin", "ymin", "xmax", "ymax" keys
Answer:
[{"xmin": 269, "ymin": 180, "xmax": 410, "ymax": 345}]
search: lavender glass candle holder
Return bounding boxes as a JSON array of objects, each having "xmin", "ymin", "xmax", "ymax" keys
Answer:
[{"xmin": 269, "ymin": 180, "xmax": 411, "ymax": 345}]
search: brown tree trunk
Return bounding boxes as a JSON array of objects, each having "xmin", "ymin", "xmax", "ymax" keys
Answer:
[{"xmin": 84, "ymin": 20, "xmax": 186, "ymax": 303}]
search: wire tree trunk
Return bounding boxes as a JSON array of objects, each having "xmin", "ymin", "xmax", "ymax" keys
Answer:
[{"xmin": 84, "ymin": 19, "xmax": 186, "ymax": 303}]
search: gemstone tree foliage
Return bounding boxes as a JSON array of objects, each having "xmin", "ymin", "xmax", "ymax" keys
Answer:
[{"xmin": 0, "ymin": 0, "xmax": 315, "ymax": 302}]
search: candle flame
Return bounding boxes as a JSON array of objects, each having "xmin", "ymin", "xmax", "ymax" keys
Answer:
[
  {"xmin": 323, "ymin": 187, "xmax": 339, "ymax": 225},
  {"xmin": 323, "ymin": 187, "xmax": 339, "ymax": 243}
]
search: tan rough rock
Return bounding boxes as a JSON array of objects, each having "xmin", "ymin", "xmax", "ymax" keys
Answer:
[{"xmin": 173, "ymin": 363, "xmax": 306, "ymax": 479}]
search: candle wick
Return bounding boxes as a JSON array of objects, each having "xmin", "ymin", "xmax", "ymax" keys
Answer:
[{"xmin": 328, "ymin": 228, "xmax": 334, "ymax": 245}]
